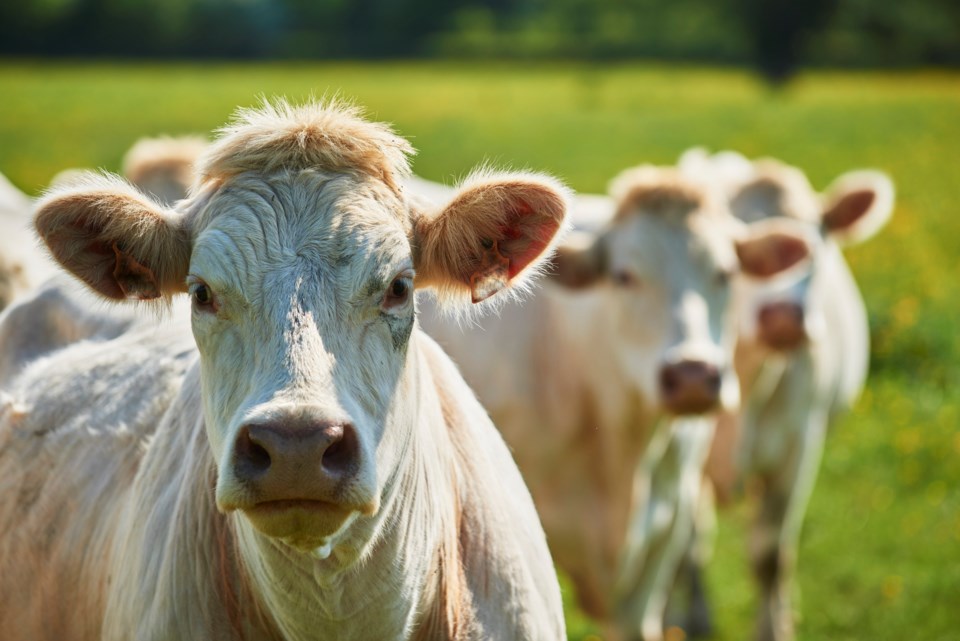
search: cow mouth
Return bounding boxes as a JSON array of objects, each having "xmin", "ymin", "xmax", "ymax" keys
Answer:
[
  {"xmin": 759, "ymin": 328, "xmax": 807, "ymax": 351},
  {"xmin": 249, "ymin": 498, "xmax": 341, "ymax": 513},
  {"xmin": 241, "ymin": 499, "xmax": 355, "ymax": 548},
  {"xmin": 662, "ymin": 394, "xmax": 721, "ymax": 416}
]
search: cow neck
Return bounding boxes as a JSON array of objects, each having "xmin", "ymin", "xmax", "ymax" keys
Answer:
[{"xmin": 226, "ymin": 333, "xmax": 462, "ymax": 641}]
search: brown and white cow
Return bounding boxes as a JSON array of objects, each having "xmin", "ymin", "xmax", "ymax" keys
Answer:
[
  {"xmin": 677, "ymin": 149, "xmax": 894, "ymax": 641},
  {"xmin": 0, "ymin": 99, "xmax": 572, "ymax": 641},
  {"xmin": 412, "ymin": 166, "xmax": 814, "ymax": 641}
]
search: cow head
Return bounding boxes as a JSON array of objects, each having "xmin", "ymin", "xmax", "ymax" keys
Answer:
[
  {"xmin": 549, "ymin": 166, "xmax": 811, "ymax": 416},
  {"xmin": 122, "ymin": 135, "xmax": 209, "ymax": 205},
  {"xmin": 728, "ymin": 159, "xmax": 894, "ymax": 351},
  {"xmin": 34, "ymin": 100, "xmax": 569, "ymax": 555}
]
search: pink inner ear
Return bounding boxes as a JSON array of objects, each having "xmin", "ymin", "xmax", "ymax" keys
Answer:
[
  {"xmin": 501, "ymin": 200, "xmax": 559, "ymax": 279},
  {"xmin": 823, "ymin": 189, "xmax": 875, "ymax": 231},
  {"xmin": 112, "ymin": 242, "xmax": 161, "ymax": 300},
  {"xmin": 51, "ymin": 220, "xmax": 129, "ymax": 300}
]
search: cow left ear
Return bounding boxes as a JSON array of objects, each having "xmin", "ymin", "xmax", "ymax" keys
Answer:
[
  {"xmin": 412, "ymin": 170, "xmax": 570, "ymax": 306},
  {"xmin": 736, "ymin": 218, "xmax": 815, "ymax": 279},
  {"xmin": 821, "ymin": 170, "xmax": 894, "ymax": 246},
  {"xmin": 34, "ymin": 172, "xmax": 190, "ymax": 303}
]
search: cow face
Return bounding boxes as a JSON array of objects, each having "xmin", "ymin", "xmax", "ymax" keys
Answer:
[
  {"xmin": 551, "ymin": 167, "xmax": 811, "ymax": 417},
  {"xmin": 34, "ymin": 100, "xmax": 569, "ymax": 555},
  {"xmin": 728, "ymin": 161, "xmax": 894, "ymax": 351}
]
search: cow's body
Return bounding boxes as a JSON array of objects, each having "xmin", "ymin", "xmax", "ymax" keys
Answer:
[
  {"xmin": 678, "ymin": 150, "xmax": 893, "ymax": 641},
  {"xmin": 412, "ymin": 169, "xmax": 813, "ymax": 641},
  {"xmin": 0, "ymin": 100, "xmax": 571, "ymax": 641},
  {"xmin": 0, "ymin": 275, "xmax": 141, "ymax": 384}
]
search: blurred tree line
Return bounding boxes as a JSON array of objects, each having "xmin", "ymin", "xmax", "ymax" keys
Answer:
[{"xmin": 1, "ymin": 0, "xmax": 957, "ymax": 80}]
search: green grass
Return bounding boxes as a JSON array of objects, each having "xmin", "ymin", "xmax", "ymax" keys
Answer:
[{"xmin": 1, "ymin": 61, "xmax": 958, "ymax": 640}]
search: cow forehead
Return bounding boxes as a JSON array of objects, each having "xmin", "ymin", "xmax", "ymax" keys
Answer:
[
  {"xmin": 190, "ymin": 171, "xmax": 412, "ymax": 292},
  {"xmin": 731, "ymin": 174, "xmax": 820, "ymax": 223},
  {"xmin": 611, "ymin": 212, "xmax": 737, "ymax": 277}
]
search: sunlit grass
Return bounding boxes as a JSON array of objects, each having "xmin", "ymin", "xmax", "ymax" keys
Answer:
[{"xmin": 1, "ymin": 60, "xmax": 958, "ymax": 640}]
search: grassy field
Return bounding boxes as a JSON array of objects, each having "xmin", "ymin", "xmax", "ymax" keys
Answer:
[{"xmin": 1, "ymin": 61, "xmax": 958, "ymax": 640}]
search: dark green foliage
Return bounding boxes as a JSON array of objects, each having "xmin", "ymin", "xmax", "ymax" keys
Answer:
[{"xmin": 0, "ymin": 0, "xmax": 958, "ymax": 78}]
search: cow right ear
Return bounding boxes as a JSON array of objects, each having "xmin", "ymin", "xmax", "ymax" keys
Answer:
[
  {"xmin": 34, "ymin": 172, "xmax": 191, "ymax": 302},
  {"xmin": 820, "ymin": 170, "xmax": 894, "ymax": 246}
]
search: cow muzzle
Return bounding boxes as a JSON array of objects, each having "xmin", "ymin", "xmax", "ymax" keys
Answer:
[
  {"xmin": 220, "ymin": 416, "xmax": 376, "ymax": 548},
  {"xmin": 659, "ymin": 359, "xmax": 722, "ymax": 415},
  {"xmin": 757, "ymin": 301, "xmax": 806, "ymax": 351}
]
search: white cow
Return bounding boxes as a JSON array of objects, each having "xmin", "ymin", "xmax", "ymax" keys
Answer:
[
  {"xmin": 122, "ymin": 135, "xmax": 208, "ymax": 204},
  {"xmin": 412, "ymin": 166, "xmax": 815, "ymax": 641},
  {"xmin": 0, "ymin": 99, "xmax": 573, "ymax": 641},
  {"xmin": 0, "ymin": 173, "xmax": 56, "ymax": 311},
  {"xmin": 677, "ymin": 150, "xmax": 894, "ymax": 641}
]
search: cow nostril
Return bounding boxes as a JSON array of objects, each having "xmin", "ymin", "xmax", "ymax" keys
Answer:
[
  {"xmin": 706, "ymin": 369, "xmax": 722, "ymax": 394},
  {"xmin": 322, "ymin": 424, "xmax": 359, "ymax": 476},
  {"xmin": 235, "ymin": 426, "xmax": 272, "ymax": 478},
  {"xmin": 660, "ymin": 368, "xmax": 680, "ymax": 395}
]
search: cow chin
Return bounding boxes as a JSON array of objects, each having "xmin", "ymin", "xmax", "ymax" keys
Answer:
[{"xmin": 242, "ymin": 500, "xmax": 359, "ymax": 551}]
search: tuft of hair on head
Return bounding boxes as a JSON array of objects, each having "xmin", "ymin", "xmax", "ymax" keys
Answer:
[
  {"xmin": 737, "ymin": 158, "xmax": 822, "ymax": 223},
  {"xmin": 122, "ymin": 135, "xmax": 209, "ymax": 200},
  {"xmin": 414, "ymin": 166, "xmax": 572, "ymax": 323},
  {"xmin": 608, "ymin": 164, "xmax": 719, "ymax": 221},
  {"xmin": 678, "ymin": 147, "xmax": 757, "ymax": 200},
  {"xmin": 196, "ymin": 97, "xmax": 415, "ymax": 194}
]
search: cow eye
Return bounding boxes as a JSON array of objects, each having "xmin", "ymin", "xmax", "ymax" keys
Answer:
[
  {"xmin": 611, "ymin": 270, "xmax": 640, "ymax": 288},
  {"xmin": 715, "ymin": 267, "xmax": 736, "ymax": 287},
  {"xmin": 191, "ymin": 281, "xmax": 217, "ymax": 312},
  {"xmin": 382, "ymin": 274, "xmax": 413, "ymax": 310}
]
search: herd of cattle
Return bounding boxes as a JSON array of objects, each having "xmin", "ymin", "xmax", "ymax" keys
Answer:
[{"xmin": 0, "ymin": 99, "xmax": 893, "ymax": 641}]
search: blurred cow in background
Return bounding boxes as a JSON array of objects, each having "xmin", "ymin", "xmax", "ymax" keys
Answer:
[
  {"xmin": 0, "ymin": 136, "xmax": 209, "ymax": 380},
  {"xmin": 122, "ymin": 135, "xmax": 208, "ymax": 204},
  {"xmin": 677, "ymin": 149, "xmax": 894, "ymax": 641},
  {"xmin": 412, "ymin": 166, "xmax": 814, "ymax": 641},
  {"xmin": 51, "ymin": 135, "xmax": 206, "ymax": 205},
  {"xmin": 0, "ymin": 173, "xmax": 55, "ymax": 312}
]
